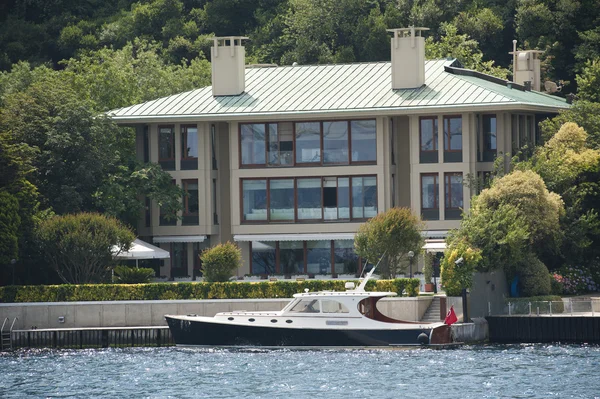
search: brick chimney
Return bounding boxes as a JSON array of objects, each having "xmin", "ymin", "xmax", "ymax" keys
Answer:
[
  {"xmin": 210, "ymin": 36, "xmax": 249, "ymax": 96},
  {"xmin": 387, "ymin": 27, "xmax": 429, "ymax": 90}
]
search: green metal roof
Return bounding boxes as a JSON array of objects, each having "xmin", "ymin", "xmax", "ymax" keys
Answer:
[{"xmin": 108, "ymin": 59, "xmax": 568, "ymax": 122}]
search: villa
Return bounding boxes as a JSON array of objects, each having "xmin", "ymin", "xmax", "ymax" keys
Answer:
[{"xmin": 108, "ymin": 27, "xmax": 568, "ymax": 280}]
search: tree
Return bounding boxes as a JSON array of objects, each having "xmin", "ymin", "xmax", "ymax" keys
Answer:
[
  {"xmin": 36, "ymin": 213, "xmax": 135, "ymax": 284},
  {"xmin": 354, "ymin": 207, "xmax": 424, "ymax": 279},
  {"xmin": 440, "ymin": 236, "xmax": 482, "ymax": 296},
  {"xmin": 576, "ymin": 58, "xmax": 600, "ymax": 103},
  {"xmin": 0, "ymin": 191, "xmax": 20, "ymax": 266},
  {"xmin": 200, "ymin": 242, "xmax": 242, "ymax": 282},
  {"xmin": 540, "ymin": 101, "xmax": 600, "ymax": 150}
]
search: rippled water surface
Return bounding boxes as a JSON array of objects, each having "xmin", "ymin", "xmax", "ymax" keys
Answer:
[{"xmin": 1, "ymin": 345, "xmax": 599, "ymax": 398}]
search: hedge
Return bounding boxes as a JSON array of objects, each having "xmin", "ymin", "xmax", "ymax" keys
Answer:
[{"xmin": 0, "ymin": 278, "xmax": 420, "ymax": 303}]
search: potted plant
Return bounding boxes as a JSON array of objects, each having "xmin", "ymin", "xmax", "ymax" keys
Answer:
[{"xmin": 423, "ymin": 253, "xmax": 435, "ymax": 292}]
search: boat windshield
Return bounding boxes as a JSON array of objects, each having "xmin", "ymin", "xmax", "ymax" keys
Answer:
[
  {"xmin": 287, "ymin": 299, "xmax": 320, "ymax": 313},
  {"xmin": 320, "ymin": 300, "xmax": 349, "ymax": 313}
]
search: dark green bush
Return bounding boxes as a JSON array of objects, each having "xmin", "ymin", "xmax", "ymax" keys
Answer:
[
  {"xmin": 519, "ymin": 256, "xmax": 551, "ymax": 297},
  {"xmin": 113, "ymin": 266, "xmax": 154, "ymax": 284},
  {"xmin": 0, "ymin": 278, "xmax": 420, "ymax": 303}
]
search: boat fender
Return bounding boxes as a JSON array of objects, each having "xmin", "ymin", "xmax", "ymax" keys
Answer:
[{"xmin": 417, "ymin": 333, "xmax": 429, "ymax": 346}]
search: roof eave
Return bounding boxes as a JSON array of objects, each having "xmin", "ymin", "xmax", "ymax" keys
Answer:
[{"xmin": 108, "ymin": 102, "xmax": 569, "ymax": 125}]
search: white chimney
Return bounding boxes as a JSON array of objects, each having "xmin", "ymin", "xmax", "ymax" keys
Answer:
[
  {"xmin": 387, "ymin": 27, "xmax": 429, "ymax": 90},
  {"xmin": 510, "ymin": 41, "xmax": 543, "ymax": 91},
  {"xmin": 210, "ymin": 36, "xmax": 249, "ymax": 96}
]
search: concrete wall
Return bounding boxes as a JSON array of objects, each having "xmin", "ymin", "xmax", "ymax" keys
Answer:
[
  {"xmin": 1, "ymin": 297, "xmax": 432, "ymax": 330},
  {"xmin": 470, "ymin": 271, "xmax": 509, "ymax": 317}
]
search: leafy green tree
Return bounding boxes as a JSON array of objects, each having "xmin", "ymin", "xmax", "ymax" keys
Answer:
[
  {"xmin": 440, "ymin": 236, "xmax": 482, "ymax": 296},
  {"xmin": 540, "ymin": 101, "xmax": 600, "ymax": 150},
  {"xmin": 200, "ymin": 242, "xmax": 242, "ymax": 282},
  {"xmin": 36, "ymin": 213, "xmax": 135, "ymax": 284},
  {"xmin": 0, "ymin": 191, "xmax": 20, "ymax": 266},
  {"xmin": 354, "ymin": 207, "xmax": 424, "ymax": 279},
  {"xmin": 576, "ymin": 58, "xmax": 600, "ymax": 103}
]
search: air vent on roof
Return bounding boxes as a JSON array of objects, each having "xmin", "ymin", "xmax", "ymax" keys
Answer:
[
  {"xmin": 387, "ymin": 27, "xmax": 429, "ymax": 90},
  {"xmin": 210, "ymin": 36, "xmax": 249, "ymax": 96}
]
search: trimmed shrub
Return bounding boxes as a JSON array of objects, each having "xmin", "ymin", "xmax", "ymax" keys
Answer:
[
  {"xmin": 0, "ymin": 278, "xmax": 420, "ymax": 303},
  {"xmin": 113, "ymin": 266, "xmax": 154, "ymax": 284},
  {"xmin": 200, "ymin": 242, "xmax": 242, "ymax": 282},
  {"xmin": 519, "ymin": 256, "xmax": 551, "ymax": 297}
]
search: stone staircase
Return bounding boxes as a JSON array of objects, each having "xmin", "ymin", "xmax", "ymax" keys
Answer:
[{"xmin": 421, "ymin": 296, "xmax": 443, "ymax": 322}]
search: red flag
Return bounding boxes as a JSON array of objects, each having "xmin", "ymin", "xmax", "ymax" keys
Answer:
[{"xmin": 444, "ymin": 305, "xmax": 458, "ymax": 325}]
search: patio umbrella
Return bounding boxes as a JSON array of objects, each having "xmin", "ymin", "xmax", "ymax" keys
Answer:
[{"xmin": 112, "ymin": 239, "xmax": 170, "ymax": 267}]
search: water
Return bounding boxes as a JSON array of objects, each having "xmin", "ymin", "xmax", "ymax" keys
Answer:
[{"xmin": 1, "ymin": 345, "xmax": 599, "ymax": 399}]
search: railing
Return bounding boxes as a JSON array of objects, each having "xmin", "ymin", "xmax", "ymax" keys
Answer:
[{"xmin": 490, "ymin": 299, "xmax": 599, "ymax": 316}]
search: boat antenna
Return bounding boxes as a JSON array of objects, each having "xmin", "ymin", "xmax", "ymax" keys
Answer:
[{"xmin": 355, "ymin": 251, "xmax": 386, "ymax": 292}]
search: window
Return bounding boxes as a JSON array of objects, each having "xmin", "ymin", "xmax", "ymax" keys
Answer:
[
  {"xmin": 181, "ymin": 125, "xmax": 198, "ymax": 170},
  {"xmin": 289, "ymin": 299, "xmax": 320, "ymax": 313},
  {"xmin": 321, "ymin": 300, "xmax": 349, "ymax": 313},
  {"xmin": 268, "ymin": 123, "xmax": 293, "ymax": 166},
  {"xmin": 445, "ymin": 173, "xmax": 463, "ymax": 220},
  {"xmin": 171, "ymin": 243, "xmax": 188, "ymax": 278},
  {"xmin": 240, "ymin": 124, "xmax": 266, "ymax": 165},
  {"xmin": 351, "ymin": 120, "xmax": 376, "ymax": 162},
  {"xmin": 390, "ymin": 118, "xmax": 396, "ymax": 165},
  {"xmin": 239, "ymin": 119, "xmax": 376, "ymax": 168},
  {"xmin": 421, "ymin": 174, "xmax": 439, "ymax": 220},
  {"xmin": 242, "ymin": 180, "xmax": 267, "ymax": 221},
  {"xmin": 280, "ymin": 241, "xmax": 304, "ymax": 274},
  {"xmin": 334, "ymin": 240, "xmax": 358, "ymax": 275},
  {"xmin": 251, "ymin": 241, "xmax": 276, "ymax": 274},
  {"xmin": 323, "ymin": 121, "xmax": 349, "ymax": 164},
  {"xmin": 158, "ymin": 125, "xmax": 175, "ymax": 170},
  {"xmin": 323, "ymin": 177, "xmax": 350, "ymax": 220},
  {"xmin": 351, "ymin": 176, "xmax": 377, "ymax": 219},
  {"xmin": 482, "ymin": 115, "xmax": 497, "ymax": 162},
  {"xmin": 269, "ymin": 179, "xmax": 294, "ymax": 221},
  {"xmin": 296, "ymin": 122, "xmax": 321, "ymax": 164},
  {"xmin": 443, "ymin": 116, "xmax": 462, "ymax": 162},
  {"xmin": 297, "ymin": 178, "xmax": 322, "ymax": 220},
  {"xmin": 307, "ymin": 240, "xmax": 331, "ymax": 274},
  {"xmin": 182, "ymin": 179, "xmax": 199, "ymax": 225},
  {"xmin": 420, "ymin": 117, "xmax": 438, "ymax": 163},
  {"xmin": 241, "ymin": 176, "xmax": 376, "ymax": 223}
]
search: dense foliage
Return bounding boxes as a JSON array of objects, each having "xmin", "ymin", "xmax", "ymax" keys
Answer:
[
  {"xmin": 354, "ymin": 207, "xmax": 424, "ymax": 279},
  {"xmin": 36, "ymin": 213, "xmax": 135, "ymax": 284},
  {"xmin": 200, "ymin": 242, "xmax": 242, "ymax": 282},
  {"xmin": 113, "ymin": 265, "xmax": 155, "ymax": 284},
  {"xmin": 0, "ymin": 278, "xmax": 421, "ymax": 302}
]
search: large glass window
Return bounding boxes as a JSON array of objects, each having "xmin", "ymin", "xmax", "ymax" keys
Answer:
[
  {"xmin": 182, "ymin": 179, "xmax": 199, "ymax": 225},
  {"xmin": 482, "ymin": 115, "xmax": 497, "ymax": 162},
  {"xmin": 420, "ymin": 117, "xmax": 438, "ymax": 163},
  {"xmin": 334, "ymin": 240, "xmax": 358, "ymax": 275},
  {"xmin": 351, "ymin": 176, "xmax": 377, "ymax": 219},
  {"xmin": 171, "ymin": 243, "xmax": 188, "ymax": 278},
  {"xmin": 421, "ymin": 174, "xmax": 439, "ymax": 220},
  {"xmin": 267, "ymin": 123, "xmax": 294, "ymax": 166},
  {"xmin": 296, "ymin": 122, "xmax": 321, "ymax": 164},
  {"xmin": 297, "ymin": 178, "xmax": 322, "ymax": 220},
  {"xmin": 159, "ymin": 125, "xmax": 175, "ymax": 170},
  {"xmin": 242, "ymin": 180, "xmax": 267, "ymax": 221},
  {"xmin": 160, "ymin": 180, "xmax": 177, "ymax": 225},
  {"xmin": 444, "ymin": 116, "xmax": 462, "ymax": 150},
  {"xmin": 323, "ymin": 121, "xmax": 349, "ymax": 164},
  {"xmin": 445, "ymin": 173, "xmax": 463, "ymax": 220},
  {"xmin": 269, "ymin": 179, "xmax": 294, "ymax": 221},
  {"xmin": 240, "ymin": 124, "xmax": 266, "ymax": 165},
  {"xmin": 351, "ymin": 120, "xmax": 376, "ymax": 162},
  {"xmin": 181, "ymin": 125, "xmax": 198, "ymax": 159},
  {"xmin": 307, "ymin": 240, "xmax": 331, "ymax": 274},
  {"xmin": 280, "ymin": 241, "xmax": 304, "ymax": 274},
  {"xmin": 241, "ymin": 176, "xmax": 376, "ymax": 223},
  {"xmin": 251, "ymin": 241, "xmax": 276, "ymax": 274},
  {"xmin": 240, "ymin": 119, "xmax": 376, "ymax": 167}
]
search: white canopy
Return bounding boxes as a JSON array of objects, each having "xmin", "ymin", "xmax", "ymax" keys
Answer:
[
  {"xmin": 423, "ymin": 240, "xmax": 447, "ymax": 253},
  {"xmin": 113, "ymin": 239, "xmax": 170, "ymax": 260}
]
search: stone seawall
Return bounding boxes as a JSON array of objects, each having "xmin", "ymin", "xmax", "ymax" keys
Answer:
[{"xmin": 1, "ymin": 297, "xmax": 434, "ymax": 330}]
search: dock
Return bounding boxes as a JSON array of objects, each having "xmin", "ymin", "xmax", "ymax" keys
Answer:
[{"xmin": 2, "ymin": 326, "xmax": 173, "ymax": 350}]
